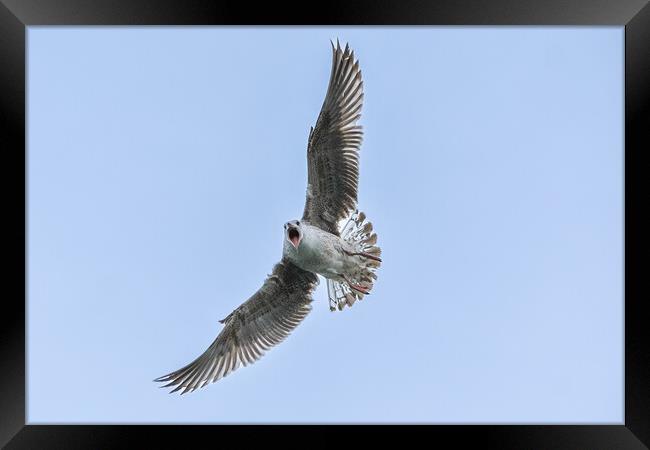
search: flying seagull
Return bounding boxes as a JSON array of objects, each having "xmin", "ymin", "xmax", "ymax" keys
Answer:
[{"xmin": 155, "ymin": 41, "xmax": 381, "ymax": 394}]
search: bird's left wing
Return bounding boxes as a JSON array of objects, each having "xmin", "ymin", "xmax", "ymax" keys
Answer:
[
  {"xmin": 154, "ymin": 260, "xmax": 318, "ymax": 394},
  {"xmin": 302, "ymin": 41, "xmax": 364, "ymax": 235}
]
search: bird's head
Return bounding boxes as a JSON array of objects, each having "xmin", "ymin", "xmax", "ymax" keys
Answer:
[{"xmin": 284, "ymin": 220, "xmax": 303, "ymax": 250}]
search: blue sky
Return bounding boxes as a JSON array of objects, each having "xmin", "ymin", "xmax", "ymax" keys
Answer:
[{"xmin": 27, "ymin": 27, "xmax": 623, "ymax": 423}]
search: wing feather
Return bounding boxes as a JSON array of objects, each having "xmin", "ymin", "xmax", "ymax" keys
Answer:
[
  {"xmin": 303, "ymin": 41, "xmax": 364, "ymax": 234},
  {"xmin": 154, "ymin": 260, "xmax": 318, "ymax": 394}
]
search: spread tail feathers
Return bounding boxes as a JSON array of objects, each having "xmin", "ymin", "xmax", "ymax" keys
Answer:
[{"xmin": 328, "ymin": 210, "xmax": 381, "ymax": 311}]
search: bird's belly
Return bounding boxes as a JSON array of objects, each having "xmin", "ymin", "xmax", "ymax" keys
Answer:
[{"xmin": 290, "ymin": 236, "xmax": 345, "ymax": 280}]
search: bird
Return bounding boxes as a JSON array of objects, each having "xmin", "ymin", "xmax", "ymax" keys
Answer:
[{"xmin": 154, "ymin": 40, "xmax": 381, "ymax": 394}]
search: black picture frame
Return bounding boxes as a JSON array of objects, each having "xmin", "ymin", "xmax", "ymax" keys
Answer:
[{"xmin": 2, "ymin": 1, "xmax": 648, "ymax": 448}]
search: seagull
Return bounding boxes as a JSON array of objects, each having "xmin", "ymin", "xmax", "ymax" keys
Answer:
[{"xmin": 155, "ymin": 40, "xmax": 381, "ymax": 394}]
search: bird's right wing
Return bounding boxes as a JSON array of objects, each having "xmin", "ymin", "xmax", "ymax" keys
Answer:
[{"xmin": 154, "ymin": 260, "xmax": 318, "ymax": 394}]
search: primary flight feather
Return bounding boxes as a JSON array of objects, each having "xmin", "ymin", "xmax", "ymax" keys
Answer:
[{"xmin": 155, "ymin": 41, "xmax": 382, "ymax": 394}]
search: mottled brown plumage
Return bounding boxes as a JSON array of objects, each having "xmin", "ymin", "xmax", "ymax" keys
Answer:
[
  {"xmin": 155, "ymin": 41, "xmax": 379, "ymax": 394},
  {"xmin": 303, "ymin": 41, "xmax": 364, "ymax": 235},
  {"xmin": 154, "ymin": 260, "xmax": 317, "ymax": 394}
]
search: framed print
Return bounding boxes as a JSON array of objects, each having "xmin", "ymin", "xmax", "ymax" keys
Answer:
[{"xmin": 2, "ymin": 0, "xmax": 648, "ymax": 448}]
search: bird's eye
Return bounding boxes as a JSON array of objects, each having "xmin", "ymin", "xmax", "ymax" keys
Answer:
[{"xmin": 296, "ymin": 221, "xmax": 300, "ymax": 226}]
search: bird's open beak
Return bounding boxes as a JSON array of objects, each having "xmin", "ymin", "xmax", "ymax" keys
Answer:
[{"xmin": 288, "ymin": 226, "xmax": 302, "ymax": 249}]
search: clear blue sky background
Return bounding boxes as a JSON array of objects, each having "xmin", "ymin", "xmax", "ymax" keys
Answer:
[{"xmin": 27, "ymin": 27, "xmax": 623, "ymax": 423}]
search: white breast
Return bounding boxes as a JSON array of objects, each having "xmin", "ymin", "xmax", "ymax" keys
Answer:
[{"xmin": 283, "ymin": 224, "xmax": 346, "ymax": 279}]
